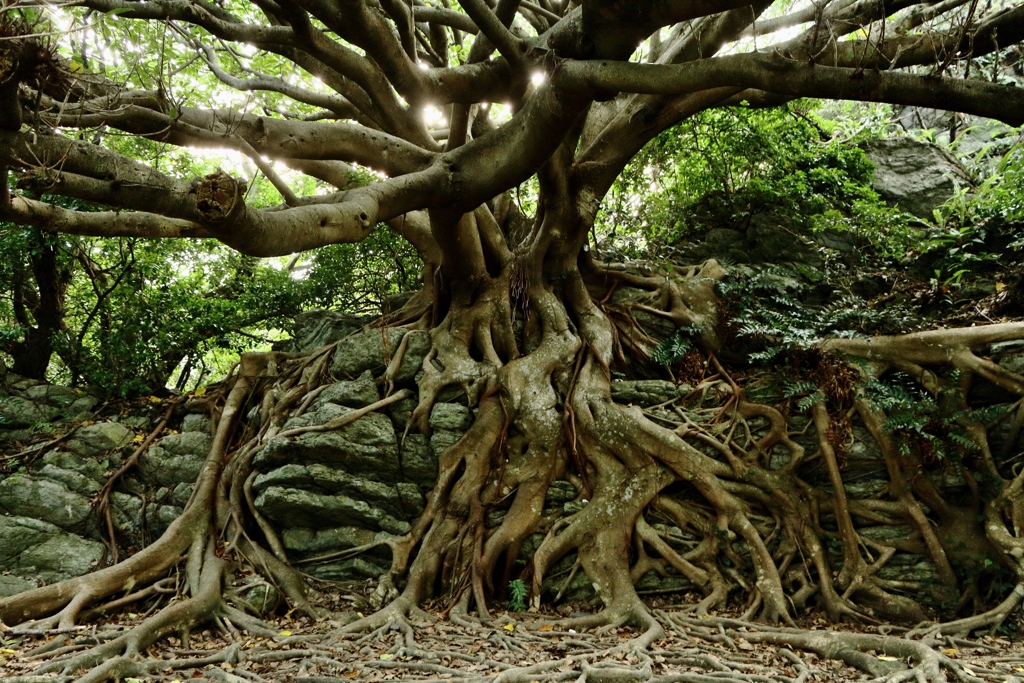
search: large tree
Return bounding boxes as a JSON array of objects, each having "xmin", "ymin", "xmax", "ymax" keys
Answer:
[{"xmin": 3, "ymin": 0, "xmax": 1024, "ymax": 680}]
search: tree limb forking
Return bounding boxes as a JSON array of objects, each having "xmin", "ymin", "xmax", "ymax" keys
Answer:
[
  {"xmin": 0, "ymin": 194, "xmax": 211, "ymax": 239},
  {"xmin": 559, "ymin": 53, "xmax": 1024, "ymax": 126}
]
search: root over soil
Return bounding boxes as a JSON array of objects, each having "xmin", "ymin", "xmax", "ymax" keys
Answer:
[{"xmin": 3, "ymin": 255, "xmax": 1024, "ymax": 683}]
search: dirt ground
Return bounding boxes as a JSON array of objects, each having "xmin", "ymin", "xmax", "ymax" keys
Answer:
[{"xmin": 5, "ymin": 580, "xmax": 1024, "ymax": 683}]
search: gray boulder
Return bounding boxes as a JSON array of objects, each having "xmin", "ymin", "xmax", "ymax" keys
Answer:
[
  {"xmin": 275, "ymin": 309, "xmax": 367, "ymax": 353},
  {"xmin": 312, "ymin": 558, "xmax": 386, "ymax": 581},
  {"xmin": 396, "ymin": 482, "xmax": 425, "ymax": 517},
  {"xmin": 0, "ymin": 474, "xmax": 94, "ymax": 531},
  {"xmin": 158, "ymin": 431, "xmax": 213, "ymax": 457},
  {"xmin": 68, "ymin": 395, "xmax": 100, "ymax": 419},
  {"xmin": 281, "ymin": 526, "xmax": 379, "ymax": 555},
  {"xmin": 137, "ymin": 447, "xmax": 205, "ymax": 487},
  {"xmin": 280, "ymin": 401, "xmax": 351, "ymax": 431},
  {"xmin": 747, "ymin": 214, "xmax": 823, "ymax": 267},
  {"xmin": 25, "ymin": 384, "xmax": 81, "ymax": 408},
  {"xmin": 253, "ymin": 463, "xmax": 406, "ymax": 518},
  {"xmin": 401, "ymin": 434, "xmax": 437, "ymax": 488},
  {"xmin": 246, "ymin": 584, "xmax": 281, "ymax": 616},
  {"xmin": 137, "ymin": 432, "xmax": 211, "ymax": 487},
  {"xmin": 111, "ymin": 492, "xmax": 144, "ymax": 537},
  {"xmin": 181, "ymin": 413, "xmax": 211, "ymax": 433},
  {"xmin": 430, "ymin": 431, "xmax": 462, "ymax": 456},
  {"xmin": 254, "ymin": 486, "xmax": 410, "ymax": 535},
  {"xmin": 143, "ymin": 503, "xmax": 183, "ymax": 537},
  {"xmin": 386, "ymin": 395, "xmax": 417, "ymax": 430},
  {"xmin": 394, "ymin": 330, "xmax": 431, "ymax": 384},
  {"xmin": 429, "ymin": 403, "xmax": 472, "ymax": 431},
  {"xmin": 254, "ymin": 412, "xmax": 401, "ymax": 482},
  {"xmin": 170, "ymin": 483, "xmax": 194, "ymax": 506},
  {"xmin": 40, "ymin": 451, "xmax": 107, "ymax": 482},
  {"xmin": 428, "ymin": 403, "xmax": 472, "ymax": 455},
  {"xmin": 0, "ymin": 574, "xmax": 37, "ymax": 597},
  {"xmin": 545, "ymin": 480, "xmax": 578, "ymax": 505},
  {"xmin": 331, "ymin": 327, "xmax": 407, "ymax": 379},
  {"xmin": 313, "ymin": 372, "xmax": 381, "ymax": 409},
  {"xmin": 0, "ymin": 516, "xmax": 104, "ymax": 582},
  {"xmin": 36, "ymin": 464, "xmax": 103, "ymax": 494},
  {"xmin": 8, "ymin": 377, "xmax": 41, "ymax": 392},
  {"xmin": 878, "ymin": 559, "xmax": 940, "ymax": 583},
  {"xmin": 0, "ymin": 397, "xmax": 60, "ymax": 428},
  {"xmin": 864, "ymin": 137, "xmax": 971, "ymax": 218},
  {"xmin": 65, "ymin": 421, "xmax": 133, "ymax": 457}
]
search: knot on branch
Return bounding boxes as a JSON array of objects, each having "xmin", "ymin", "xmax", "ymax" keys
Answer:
[
  {"xmin": 16, "ymin": 167, "xmax": 61, "ymax": 193},
  {"xmin": 0, "ymin": 17, "xmax": 66, "ymax": 132},
  {"xmin": 0, "ymin": 17, "xmax": 66, "ymax": 88},
  {"xmin": 193, "ymin": 170, "xmax": 245, "ymax": 222}
]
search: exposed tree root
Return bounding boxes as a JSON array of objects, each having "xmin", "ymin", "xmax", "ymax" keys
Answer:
[
  {"xmin": 13, "ymin": 608, "xmax": 1024, "ymax": 683},
  {"xmin": 3, "ymin": 261, "xmax": 1024, "ymax": 683}
]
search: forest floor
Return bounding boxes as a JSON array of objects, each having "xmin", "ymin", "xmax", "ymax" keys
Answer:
[{"xmin": 5, "ymin": 579, "xmax": 1024, "ymax": 683}]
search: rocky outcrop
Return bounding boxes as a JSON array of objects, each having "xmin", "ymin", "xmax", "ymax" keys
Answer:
[
  {"xmin": 863, "ymin": 137, "xmax": 972, "ymax": 218},
  {"xmin": 611, "ymin": 380, "xmax": 691, "ymax": 407},
  {"xmin": 0, "ymin": 516, "xmax": 104, "ymax": 590},
  {"xmin": 0, "ymin": 379, "xmax": 97, "ymax": 430},
  {"xmin": 273, "ymin": 309, "xmax": 367, "ymax": 353},
  {"xmin": 1, "ymin": 313, "xmax": 1020, "ymax": 607},
  {"xmin": 249, "ymin": 385, "xmax": 452, "ymax": 580},
  {"xmin": 672, "ymin": 213, "xmax": 839, "ymax": 268},
  {"xmin": 0, "ymin": 373, "xmax": 212, "ymax": 582}
]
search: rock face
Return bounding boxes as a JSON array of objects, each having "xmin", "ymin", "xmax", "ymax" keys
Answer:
[
  {"xmin": 273, "ymin": 309, "xmax": 367, "ymax": 353},
  {"xmin": 863, "ymin": 137, "xmax": 972, "ymax": 218},
  {"xmin": 0, "ymin": 516, "xmax": 104, "ymax": 586},
  {"xmin": 1, "ymin": 312, "xmax": 1019, "ymax": 607},
  {"xmin": 0, "ymin": 370, "xmax": 217, "ymax": 583},
  {"xmin": 329, "ymin": 328, "xmax": 429, "ymax": 383},
  {"xmin": 248, "ymin": 377, "xmax": 454, "ymax": 580}
]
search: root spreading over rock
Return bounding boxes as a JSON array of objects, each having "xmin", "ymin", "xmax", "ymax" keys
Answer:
[{"xmin": 2, "ymin": 258, "xmax": 1024, "ymax": 683}]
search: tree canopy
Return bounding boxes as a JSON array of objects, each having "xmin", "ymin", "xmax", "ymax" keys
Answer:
[{"xmin": 2, "ymin": 0, "xmax": 1023, "ymax": 263}]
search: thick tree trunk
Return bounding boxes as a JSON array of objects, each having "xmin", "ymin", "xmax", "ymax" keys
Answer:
[
  {"xmin": 8, "ymin": 230, "xmax": 72, "ymax": 381},
  {"xmin": 3, "ymin": 204, "xmax": 1024, "ymax": 682},
  {"xmin": 10, "ymin": 326, "xmax": 56, "ymax": 380}
]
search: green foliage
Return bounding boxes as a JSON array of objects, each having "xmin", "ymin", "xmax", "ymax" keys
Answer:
[
  {"xmin": 507, "ymin": 579, "xmax": 528, "ymax": 612},
  {"xmin": 861, "ymin": 375, "xmax": 988, "ymax": 462},
  {"xmin": 0, "ymin": 14, "xmax": 426, "ymax": 396},
  {"xmin": 917, "ymin": 137, "xmax": 1024, "ymax": 279},
  {"xmin": 650, "ymin": 327, "xmax": 696, "ymax": 366},
  {"xmin": 0, "ymin": 220, "xmax": 421, "ymax": 396},
  {"xmin": 720, "ymin": 266, "xmax": 920, "ymax": 364},
  {"xmin": 300, "ymin": 227, "xmax": 421, "ymax": 315},
  {"xmin": 597, "ymin": 103, "xmax": 911, "ymax": 257},
  {"xmin": 783, "ymin": 381, "xmax": 825, "ymax": 412}
]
